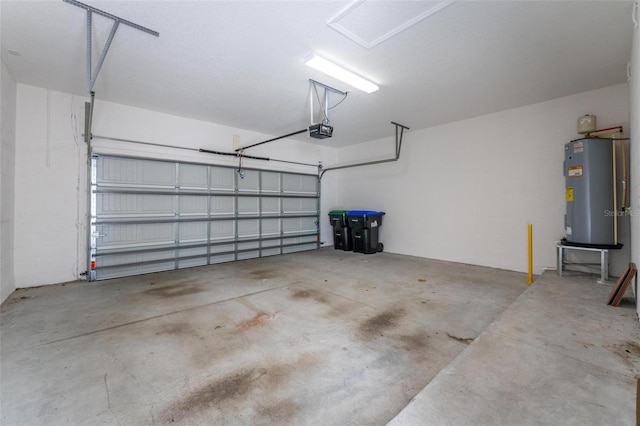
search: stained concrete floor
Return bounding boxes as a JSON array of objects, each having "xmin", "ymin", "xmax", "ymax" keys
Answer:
[
  {"xmin": 389, "ymin": 270, "xmax": 640, "ymax": 426},
  {"xmin": 0, "ymin": 248, "xmax": 637, "ymax": 425}
]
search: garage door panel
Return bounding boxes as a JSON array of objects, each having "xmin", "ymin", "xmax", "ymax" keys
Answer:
[
  {"xmin": 178, "ymin": 246, "xmax": 207, "ymax": 257},
  {"xmin": 99, "ymin": 158, "xmax": 176, "ymax": 188},
  {"xmin": 211, "ymin": 243, "xmax": 234, "ymax": 254},
  {"xmin": 238, "ymin": 197, "xmax": 259, "ymax": 215},
  {"xmin": 261, "ymin": 247, "xmax": 281, "ymax": 257},
  {"xmin": 209, "ymin": 167, "xmax": 235, "ymax": 191},
  {"xmin": 211, "ymin": 196, "xmax": 234, "ymax": 215},
  {"xmin": 283, "ymin": 217, "xmax": 317, "ymax": 233},
  {"xmin": 238, "ymin": 241, "xmax": 259, "ymax": 251},
  {"xmin": 238, "ymin": 220, "xmax": 259, "ymax": 238},
  {"xmin": 179, "ymin": 164, "xmax": 208, "ymax": 188},
  {"xmin": 99, "ymin": 157, "xmax": 139, "ymax": 184},
  {"xmin": 96, "ymin": 261, "xmax": 175, "ymax": 280},
  {"xmin": 210, "ymin": 221, "xmax": 235, "ymax": 240},
  {"xmin": 97, "ymin": 223, "xmax": 175, "ymax": 248},
  {"xmin": 140, "ymin": 160, "xmax": 175, "ymax": 186},
  {"xmin": 283, "ymin": 243, "xmax": 317, "ymax": 254},
  {"xmin": 97, "ymin": 193, "xmax": 174, "ymax": 217},
  {"xmin": 262, "ymin": 219, "xmax": 280, "ymax": 236},
  {"xmin": 283, "ymin": 197, "xmax": 317, "ymax": 214},
  {"xmin": 288, "ymin": 235, "xmax": 318, "ymax": 245},
  {"xmin": 238, "ymin": 250, "xmax": 260, "ymax": 260},
  {"xmin": 98, "ymin": 249, "xmax": 174, "ymax": 266},
  {"xmin": 178, "ymin": 258, "xmax": 208, "ymax": 268},
  {"xmin": 177, "ymin": 247, "xmax": 209, "ymax": 269},
  {"xmin": 179, "ymin": 222, "xmax": 208, "ymax": 242},
  {"xmin": 179, "ymin": 196, "xmax": 208, "ymax": 215},
  {"xmin": 90, "ymin": 155, "xmax": 319, "ymax": 280},
  {"xmin": 262, "ymin": 198, "xmax": 280, "ymax": 214},
  {"xmin": 238, "ymin": 171, "xmax": 259, "ymax": 192},
  {"xmin": 262, "ymin": 172, "xmax": 280, "ymax": 192},
  {"xmin": 210, "ymin": 253, "xmax": 235, "ymax": 264},
  {"xmin": 283, "ymin": 174, "xmax": 317, "ymax": 194},
  {"xmin": 262, "ymin": 239, "xmax": 281, "ymax": 248}
]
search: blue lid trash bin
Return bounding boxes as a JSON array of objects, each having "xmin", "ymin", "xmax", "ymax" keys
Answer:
[
  {"xmin": 328, "ymin": 210, "xmax": 352, "ymax": 251},
  {"xmin": 347, "ymin": 210, "xmax": 385, "ymax": 254}
]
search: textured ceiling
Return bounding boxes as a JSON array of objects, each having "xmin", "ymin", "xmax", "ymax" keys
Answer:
[{"xmin": 0, "ymin": 0, "xmax": 635, "ymax": 147}]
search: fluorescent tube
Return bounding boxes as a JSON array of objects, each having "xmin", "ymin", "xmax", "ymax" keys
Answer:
[{"xmin": 305, "ymin": 54, "xmax": 379, "ymax": 94}]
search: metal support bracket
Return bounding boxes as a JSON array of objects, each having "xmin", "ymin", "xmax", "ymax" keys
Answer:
[
  {"xmin": 319, "ymin": 121, "xmax": 409, "ymax": 179},
  {"xmin": 83, "ymin": 91, "xmax": 94, "ymax": 146},
  {"xmin": 557, "ymin": 243, "xmax": 610, "ymax": 284},
  {"xmin": 309, "ymin": 79, "xmax": 346, "ymax": 127},
  {"xmin": 63, "ymin": 0, "xmax": 159, "ymax": 92}
]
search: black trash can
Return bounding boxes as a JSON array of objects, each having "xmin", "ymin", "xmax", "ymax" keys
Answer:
[
  {"xmin": 347, "ymin": 210, "xmax": 385, "ymax": 254},
  {"xmin": 328, "ymin": 210, "xmax": 352, "ymax": 251}
]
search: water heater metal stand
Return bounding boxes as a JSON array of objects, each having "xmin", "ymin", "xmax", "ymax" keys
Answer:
[{"xmin": 557, "ymin": 243, "xmax": 609, "ymax": 283}]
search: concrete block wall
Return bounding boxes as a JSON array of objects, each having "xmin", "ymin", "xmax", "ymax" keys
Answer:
[{"xmin": 1, "ymin": 59, "xmax": 17, "ymax": 303}]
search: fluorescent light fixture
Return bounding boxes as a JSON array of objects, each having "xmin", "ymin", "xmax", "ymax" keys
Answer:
[{"xmin": 305, "ymin": 54, "xmax": 379, "ymax": 94}]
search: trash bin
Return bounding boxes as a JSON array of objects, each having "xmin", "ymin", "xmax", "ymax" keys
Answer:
[
  {"xmin": 347, "ymin": 210, "xmax": 385, "ymax": 254},
  {"xmin": 328, "ymin": 210, "xmax": 352, "ymax": 251}
]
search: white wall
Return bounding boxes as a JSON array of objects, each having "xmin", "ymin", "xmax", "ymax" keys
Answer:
[
  {"xmin": 327, "ymin": 84, "xmax": 630, "ymax": 275},
  {"xmin": 14, "ymin": 86, "xmax": 87, "ymax": 287},
  {"xmin": 1, "ymin": 59, "xmax": 17, "ymax": 303},
  {"xmin": 90, "ymin": 101, "xmax": 325, "ymax": 173},
  {"xmin": 629, "ymin": 4, "xmax": 639, "ymax": 319},
  {"xmin": 12, "ymin": 79, "xmax": 633, "ymax": 287},
  {"xmin": 14, "ymin": 84, "xmax": 327, "ymax": 288}
]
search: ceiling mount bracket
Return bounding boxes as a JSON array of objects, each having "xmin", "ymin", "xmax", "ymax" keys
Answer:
[
  {"xmin": 309, "ymin": 79, "xmax": 346, "ymax": 127},
  {"xmin": 63, "ymin": 0, "xmax": 159, "ymax": 92}
]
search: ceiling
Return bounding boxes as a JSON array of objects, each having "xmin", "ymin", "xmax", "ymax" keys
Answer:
[{"xmin": 1, "ymin": 0, "xmax": 635, "ymax": 147}]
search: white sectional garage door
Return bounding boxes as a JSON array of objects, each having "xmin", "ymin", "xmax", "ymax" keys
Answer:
[{"xmin": 89, "ymin": 154, "xmax": 320, "ymax": 280}]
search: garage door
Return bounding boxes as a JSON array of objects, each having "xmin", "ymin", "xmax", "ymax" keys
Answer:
[{"xmin": 89, "ymin": 154, "xmax": 320, "ymax": 280}]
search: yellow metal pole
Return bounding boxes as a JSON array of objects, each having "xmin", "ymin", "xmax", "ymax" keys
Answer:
[{"xmin": 527, "ymin": 223, "xmax": 533, "ymax": 284}]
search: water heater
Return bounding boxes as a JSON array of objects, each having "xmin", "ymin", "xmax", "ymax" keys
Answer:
[{"xmin": 564, "ymin": 138, "xmax": 614, "ymax": 245}]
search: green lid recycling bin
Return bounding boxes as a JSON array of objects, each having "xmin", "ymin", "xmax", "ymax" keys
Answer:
[{"xmin": 329, "ymin": 210, "xmax": 352, "ymax": 251}]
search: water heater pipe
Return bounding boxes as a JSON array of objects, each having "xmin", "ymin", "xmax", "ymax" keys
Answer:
[
  {"xmin": 612, "ymin": 140, "xmax": 618, "ymax": 245},
  {"xmin": 590, "ymin": 127, "xmax": 629, "ymax": 211},
  {"xmin": 621, "ymin": 139, "xmax": 628, "ymax": 209},
  {"xmin": 588, "ymin": 126, "xmax": 628, "ymax": 226},
  {"xmin": 590, "ymin": 126, "xmax": 623, "ymax": 134}
]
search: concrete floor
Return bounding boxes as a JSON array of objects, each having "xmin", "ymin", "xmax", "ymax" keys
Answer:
[{"xmin": 0, "ymin": 248, "xmax": 638, "ymax": 425}]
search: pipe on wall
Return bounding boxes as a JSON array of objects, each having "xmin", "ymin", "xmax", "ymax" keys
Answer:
[{"xmin": 319, "ymin": 122, "xmax": 409, "ymax": 179}]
